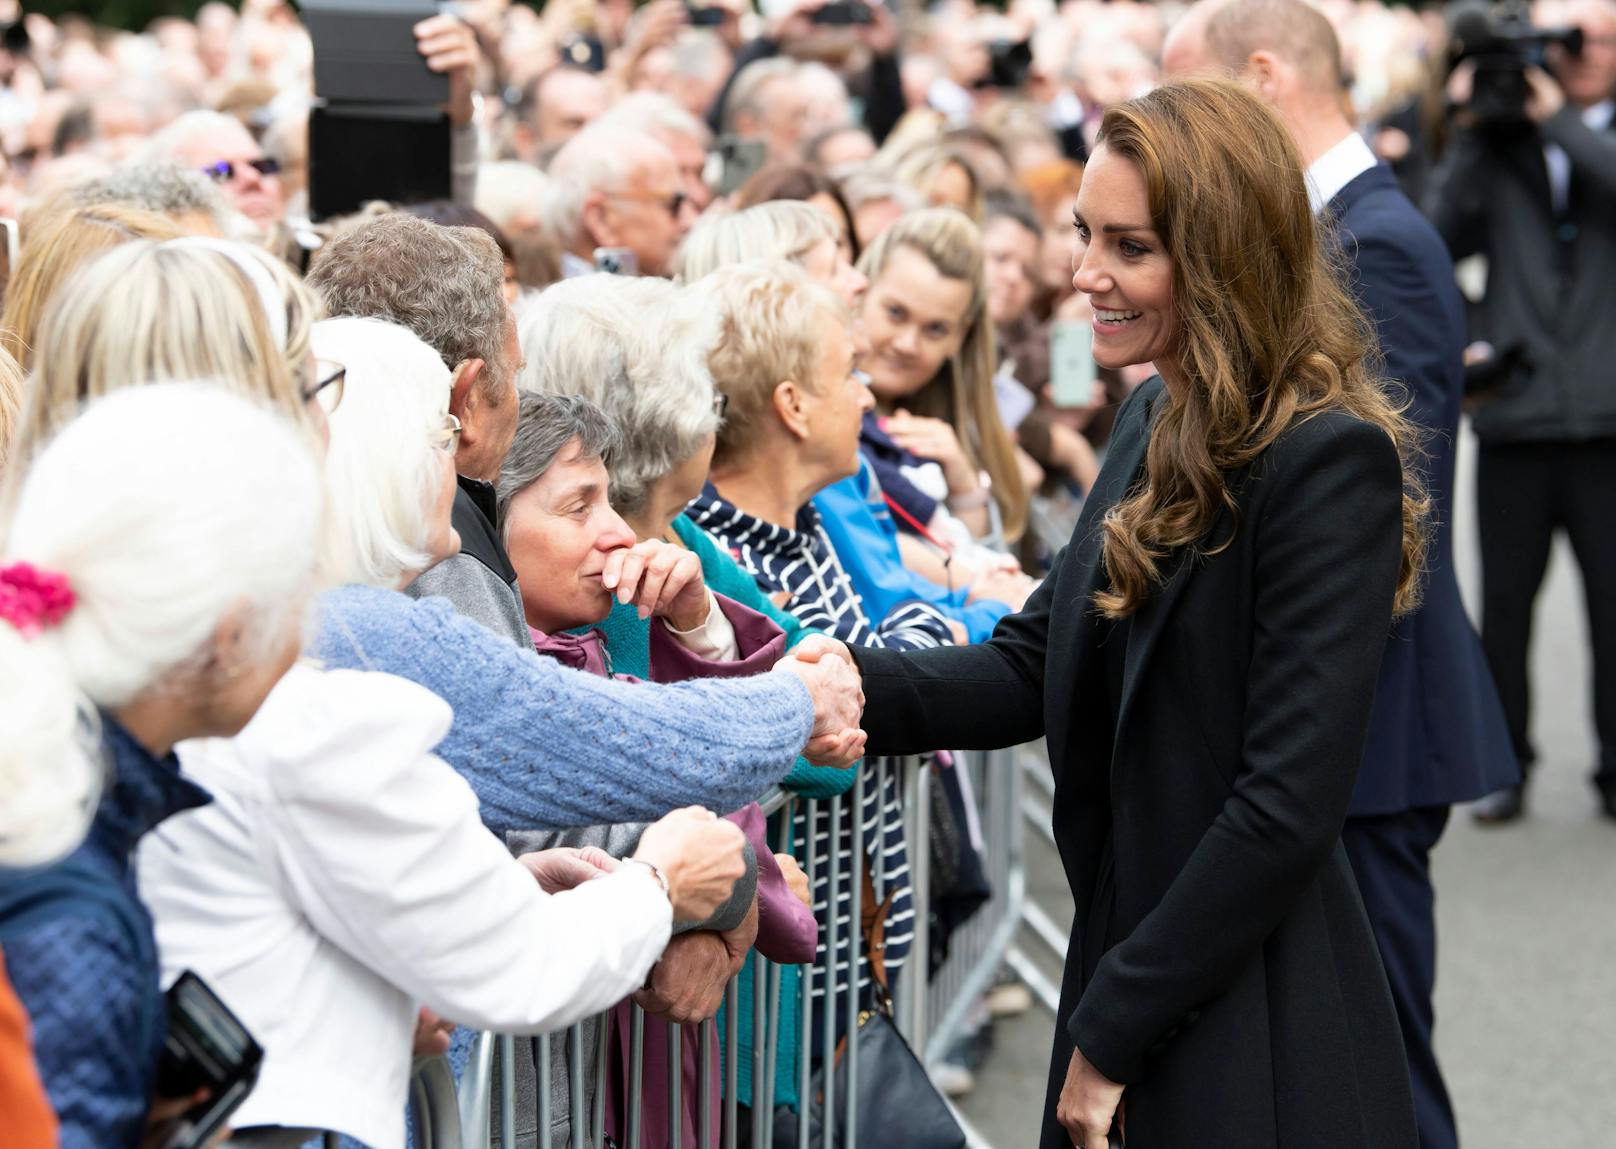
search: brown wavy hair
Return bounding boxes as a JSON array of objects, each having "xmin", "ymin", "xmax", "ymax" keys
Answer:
[{"xmin": 1090, "ymin": 79, "xmax": 1428, "ymax": 619}]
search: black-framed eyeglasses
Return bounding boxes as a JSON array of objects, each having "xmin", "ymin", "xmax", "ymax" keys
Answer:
[
  {"xmin": 433, "ymin": 412, "xmax": 464, "ymax": 453},
  {"xmin": 303, "ymin": 361, "xmax": 345, "ymax": 414},
  {"xmin": 201, "ymin": 157, "xmax": 282, "ymax": 183},
  {"xmin": 712, "ymin": 391, "xmax": 729, "ymax": 420}
]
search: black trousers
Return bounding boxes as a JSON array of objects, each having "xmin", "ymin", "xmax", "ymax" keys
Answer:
[
  {"xmin": 1343, "ymin": 806, "xmax": 1455, "ymax": 1149},
  {"xmin": 1475, "ymin": 439, "xmax": 1616, "ymax": 785}
]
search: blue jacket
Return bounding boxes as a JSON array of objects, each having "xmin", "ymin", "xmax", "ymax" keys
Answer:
[
  {"xmin": 814, "ymin": 463, "xmax": 1011, "ymax": 644},
  {"xmin": 1330, "ymin": 164, "xmax": 1518, "ymax": 814},
  {"xmin": 0, "ymin": 720, "xmax": 211, "ymax": 1149}
]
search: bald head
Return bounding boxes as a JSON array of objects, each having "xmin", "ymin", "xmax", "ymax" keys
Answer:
[{"xmin": 1164, "ymin": 0, "xmax": 1345, "ymax": 102}]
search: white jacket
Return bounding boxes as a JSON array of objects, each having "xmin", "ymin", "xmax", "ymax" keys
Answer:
[{"xmin": 138, "ymin": 663, "xmax": 672, "ymax": 1149}]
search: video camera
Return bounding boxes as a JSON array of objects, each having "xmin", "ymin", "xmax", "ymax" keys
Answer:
[{"xmin": 1449, "ymin": 2, "xmax": 1583, "ymax": 123}]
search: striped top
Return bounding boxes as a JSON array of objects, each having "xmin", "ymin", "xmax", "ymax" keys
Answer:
[{"xmin": 689, "ymin": 488, "xmax": 956, "ymax": 1004}]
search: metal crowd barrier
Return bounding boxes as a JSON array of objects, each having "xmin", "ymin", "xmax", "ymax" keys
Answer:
[{"xmin": 392, "ymin": 745, "xmax": 1039, "ymax": 1149}]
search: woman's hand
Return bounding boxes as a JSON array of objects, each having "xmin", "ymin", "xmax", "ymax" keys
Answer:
[
  {"xmin": 770, "ymin": 643, "xmax": 867, "ymax": 767},
  {"xmin": 633, "ymin": 932, "xmax": 731, "ymax": 1023},
  {"xmin": 412, "ymin": 1006, "xmax": 457, "ymax": 1056},
  {"xmin": 517, "ymin": 846, "xmax": 619, "ymax": 893},
  {"xmin": 882, "ymin": 410, "xmax": 978, "ymax": 495},
  {"xmin": 776, "ymin": 853, "xmax": 811, "ymax": 907},
  {"xmin": 1055, "ymin": 1045, "xmax": 1124, "ymax": 1149},
  {"xmin": 969, "ymin": 567, "xmax": 1035, "ymax": 611},
  {"xmin": 601, "ymin": 538, "xmax": 712, "ymax": 631},
  {"xmin": 634, "ymin": 807, "xmax": 748, "ymax": 922}
]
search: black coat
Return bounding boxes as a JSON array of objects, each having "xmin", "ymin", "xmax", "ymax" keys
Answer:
[
  {"xmin": 1424, "ymin": 107, "xmax": 1616, "ymax": 443},
  {"xmin": 853, "ymin": 378, "xmax": 1418, "ymax": 1148}
]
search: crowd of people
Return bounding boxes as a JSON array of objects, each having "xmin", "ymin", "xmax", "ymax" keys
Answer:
[{"xmin": 0, "ymin": 0, "xmax": 1611, "ymax": 1148}]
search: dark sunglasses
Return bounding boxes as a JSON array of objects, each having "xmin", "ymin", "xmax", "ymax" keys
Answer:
[{"xmin": 201, "ymin": 157, "xmax": 282, "ymax": 183}]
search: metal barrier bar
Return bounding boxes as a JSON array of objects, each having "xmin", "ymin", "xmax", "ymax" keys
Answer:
[
  {"xmin": 628, "ymin": 1005, "xmax": 644, "ymax": 1149},
  {"xmin": 698, "ymin": 1020, "xmax": 714, "ymax": 1149},
  {"xmin": 822, "ymin": 792, "xmax": 840, "ymax": 1149},
  {"xmin": 750, "ymin": 950, "xmax": 767, "ymax": 1149},
  {"xmin": 498, "ymin": 1035, "xmax": 515, "ymax": 1149},
  {"xmin": 844, "ymin": 768, "xmax": 864, "ymax": 1149},
  {"xmin": 569, "ymin": 1025, "xmax": 586, "ymax": 1149},
  {"xmin": 797, "ymin": 798, "xmax": 817, "ymax": 1149},
  {"xmin": 594, "ymin": 1020, "xmax": 608, "ymax": 1148},
  {"xmin": 723, "ymin": 979, "xmax": 738, "ymax": 1149},
  {"xmin": 537, "ymin": 1034, "xmax": 553, "ymax": 1149}
]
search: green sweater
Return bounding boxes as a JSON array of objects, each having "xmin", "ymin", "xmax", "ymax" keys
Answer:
[{"xmin": 585, "ymin": 514, "xmax": 856, "ymax": 799}]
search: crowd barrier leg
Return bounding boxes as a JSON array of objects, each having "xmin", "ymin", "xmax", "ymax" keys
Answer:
[
  {"xmin": 627, "ymin": 1006, "xmax": 645, "ymax": 1149},
  {"xmin": 443, "ymin": 746, "xmax": 1046, "ymax": 1149}
]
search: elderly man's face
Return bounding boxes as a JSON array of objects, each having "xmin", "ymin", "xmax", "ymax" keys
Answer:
[
  {"xmin": 170, "ymin": 121, "xmax": 283, "ymax": 225},
  {"xmin": 660, "ymin": 128, "xmax": 713, "ymax": 212},
  {"xmin": 594, "ymin": 151, "xmax": 697, "ymax": 277},
  {"xmin": 535, "ymin": 69, "xmax": 610, "ymax": 144}
]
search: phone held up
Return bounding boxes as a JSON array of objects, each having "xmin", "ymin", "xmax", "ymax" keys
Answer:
[{"xmin": 1049, "ymin": 320, "xmax": 1098, "ymax": 409}]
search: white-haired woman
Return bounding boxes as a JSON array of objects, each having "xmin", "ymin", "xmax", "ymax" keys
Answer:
[
  {"xmin": 139, "ymin": 318, "xmax": 751, "ymax": 1149},
  {"xmin": 0, "ymin": 384, "xmax": 324, "ymax": 1149},
  {"xmin": 676, "ymin": 200, "xmax": 867, "ymax": 306}
]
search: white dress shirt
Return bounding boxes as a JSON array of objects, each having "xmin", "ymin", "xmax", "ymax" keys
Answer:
[
  {"xmin": 1545, "ymin": 100, "xmax": 1615, "ymax": 215},
  {"xmin": 139, "ymin": 663, "xmax": 673, "ymax": 1149},
  {"xmin": 1305, "ymin": 131, "xmax": 1382, "ymax": 216}
]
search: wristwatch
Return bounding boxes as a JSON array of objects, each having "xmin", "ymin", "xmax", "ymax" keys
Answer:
[{"xmin": 622, "ymin": 857, "xmax": 671, "ymax": 903}]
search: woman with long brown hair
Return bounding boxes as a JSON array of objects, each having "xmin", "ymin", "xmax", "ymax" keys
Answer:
[{"xmin": 838, "ymin": 78, "xmax": 1425, "ymax": 1148}]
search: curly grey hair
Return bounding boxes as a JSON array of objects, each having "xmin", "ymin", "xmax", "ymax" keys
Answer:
[
  {"xmin": 516, "ymin": 275, "xmax": 721, "ymax": 516},
  {"xmin": 68, "ymin": 161, "xmax": 230, "ymax": 229},
  {"xmin": 496, "ymin": 392, "xmax": 621, "ymax": 533},
  {"xmin": 307, "ymin": 213, "xmax": 514, "ymax": 397}
]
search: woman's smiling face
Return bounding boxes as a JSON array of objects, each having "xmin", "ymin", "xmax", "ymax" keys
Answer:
[{"xmin": 1070, "ymin": 144, "xmax": 1178, "ymax": 377}]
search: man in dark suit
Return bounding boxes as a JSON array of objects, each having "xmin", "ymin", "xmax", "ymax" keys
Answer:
[
  {"xmin": 1164, "ymin": 3, "xmax": 1518, "ymax": 1146},
  {"xmin": 1425, "ymin": 0, "xmax": 1616, "ymax": 824}
]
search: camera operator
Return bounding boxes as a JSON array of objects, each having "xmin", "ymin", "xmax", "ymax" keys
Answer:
[{"xmin": 1425, "ymin": 0, "xmax": 1616, "ymax": 823}]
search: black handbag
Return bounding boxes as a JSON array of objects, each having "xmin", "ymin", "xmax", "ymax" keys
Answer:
[{"xmin": 801, "ymin": 866, "xmax": 967, "ymax": 1149}]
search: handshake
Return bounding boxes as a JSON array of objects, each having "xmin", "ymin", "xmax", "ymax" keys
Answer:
[{"xmin": 769, "ymin": 635, "xmax": 867, "ymax": 769}]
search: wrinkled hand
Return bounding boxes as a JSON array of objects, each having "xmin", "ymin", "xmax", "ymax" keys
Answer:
[
  {"xmin": 1055, "ymin": 1045, "xmax": 1124, "ymax": 1149},
  {"xmin": 1524, "ymin": 65, "xmax": 1566, "ymax": 124},
  {"xmin": 518, "ymin": 846, "xmax": 619, "ymax": 893},
  {"xmin": 624, "ymin": 0, "xmax": 686, "ymax": 58},
  {"xmin": 634, "ymin": 931, "xmax": 731, "ymax": 1022},
  {"xmin": 601, "ymin": 538, "xmax": 711, "ymax": 631},
  {"xmin": 412, "ymin": 1006, "xmax": 457, "ymax": 1056},
  {"xmin": 772, "ymin": 645, "xmax": 867, "ymax": 768},
  {"xmin": 635, "ymin": 807, "xmax": 748, "ymax": 922},
  {"xmin": 414, "ymin": 14, "xmax": 481, "ymax": 126},
  {"xmin": 776, "ymin": 853, "xmax": 811, "ymax": 907}
]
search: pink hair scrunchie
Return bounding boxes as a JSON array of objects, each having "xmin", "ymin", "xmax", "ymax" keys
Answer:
[{"xmin": 0, "ymin": 562, "xmax": 77, "ymax": 638}]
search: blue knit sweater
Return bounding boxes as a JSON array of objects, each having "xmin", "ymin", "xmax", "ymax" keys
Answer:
[{"xmin": 311, "ymin": 584, "xmax": 815, "ymax": 834}]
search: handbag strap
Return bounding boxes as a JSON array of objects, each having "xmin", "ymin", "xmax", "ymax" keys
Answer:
[{"xmin": 860, "ymin": 854, "xmax": 898, "ymax": 1006}]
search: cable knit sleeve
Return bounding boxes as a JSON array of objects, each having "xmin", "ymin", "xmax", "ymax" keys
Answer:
[{"xmin": 314, "ymin": 586, "xmax": 817, "ymax": 834}]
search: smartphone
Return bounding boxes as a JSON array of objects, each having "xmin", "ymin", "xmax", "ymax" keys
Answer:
[
  {"xmin": 0, "ymin": 218, "xmax": 17, "ymax": 297},
  {"xmin": 715, "ymin": 134, "xmax": 768, "ymax": 196},
  {"xmin": 992, "ymin": 360, "xmax": 1037, "ymax": 431},
  {"xmin": 686, "ymin": 1, "xmax": 728, "ymax": 27},
  {"xmin": 1050, "ymin": 320, "xmax": 1098, "ymax": 408},
  {"xmin": 593, "ymin": 247, "xmax": 639, "ymax": 275},
  {"xmin": 811, "ymin": 1, "xmax": 874, "ymax": 25},
  {"xmin": 152, "ymin": 972, "xmax": 264, "ymax": 1149}
]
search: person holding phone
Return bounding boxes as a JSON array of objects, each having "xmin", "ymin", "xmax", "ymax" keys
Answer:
[
  {"xmin": 0, "ymin": 385, "xmax": 326, "ymax": 1149},
  {"xmin": 835, "ymin": 79, "xmax": 1426, "ymax": 1149}
]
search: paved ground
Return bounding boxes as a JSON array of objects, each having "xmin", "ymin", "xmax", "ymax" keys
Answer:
[{"xmin": 957, "ymin": 427, "xmax": 1616, "ymax": 1148}]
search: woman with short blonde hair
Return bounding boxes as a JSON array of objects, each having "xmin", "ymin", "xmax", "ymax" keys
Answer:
[{"xmin": 675, "ymin": 200, "xmax": 867, "ymax": 307}]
